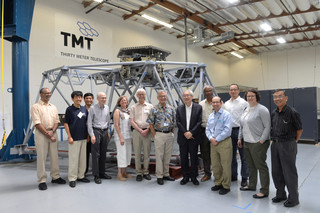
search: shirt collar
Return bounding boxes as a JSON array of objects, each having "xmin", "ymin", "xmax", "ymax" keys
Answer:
[
  {"xmin": 39, "ymin": 100, "xmax": 51, "ymax": 106},
  {"xmin": 276, "ymin": 104, "xmax": 287, "ymax": 113},
  {"xmin": 138, "ymin": 102, "xmax": 147, "ymax": 106},
  {"xmin": 185, "ymin": 102, "xmax": 193, "ymax": 109},
  {"xmin": 157, "ymin": 103, "xmax": 168, "ymax": 109},
  {"xmin": 215, "ymin": 107, "xmax": 223, "ymax": 115}
]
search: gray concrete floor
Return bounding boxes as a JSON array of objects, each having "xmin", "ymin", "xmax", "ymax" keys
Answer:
[{"xmin": 0, "ymin": 142, "xmax": 320, "ymax": 213}]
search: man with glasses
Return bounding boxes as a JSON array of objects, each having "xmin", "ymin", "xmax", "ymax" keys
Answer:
[
  {"xmin": 224, "ymin": 84, "xmax": 249, "ymax": 187},
  {"xmin": 199, "ymin": 86, "xmax": 214, "ymax": 182},
  {"xmin": 176, "ymin": 90, "xmax": 202, "ymax": 185},
  {"xmin": 88, "ymin": 92, "xmax": 112, "ymax": 184},
  {"xmin": 271, "ymin": 89, "xmax": 303, "ymax": 207},
  {"xmin": 130, "ymin": 88, "xmax": 153, "ymax": 181},
  {"xmin": 206, "ymin": 96, "xmax": 233, "ymax": 195},
  {"xmin": 147, "ymin": 90, "xmax": 175, "ymax": 185}
]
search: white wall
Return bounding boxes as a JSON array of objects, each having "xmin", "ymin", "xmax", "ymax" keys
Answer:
[
  {"xmin": 229, "ymin": 46, "xmax": 320, "ymax": 90},
  {"xmin": 26, "ymin": 0, "xmax": 229, "ymax": 112}
]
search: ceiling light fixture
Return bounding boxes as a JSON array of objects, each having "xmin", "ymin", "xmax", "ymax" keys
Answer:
[
  {"xmin": 277, "ymin": 37, "xmax": 286, "ymax": 44},
  {"xmin": 231, "ymin": 52, "xmax": 244, "ymax": 59},
  {"xmin": 208, "ymin": 43, "xmax": 214, "ymax": 46},
  {"xmin": 94, "ymin": 0, "xmax": 104, "ymax": 3},
  {"xmin": 260, "ymin": 23, "xmax": 272, "ymax": 31},
  {"xmin": 142, "ymin": 14, "xmax": 173, "ymax": 28},
  {"xmin": 228, "ymin": 0, "xmax": 239, "ymax": 3}
]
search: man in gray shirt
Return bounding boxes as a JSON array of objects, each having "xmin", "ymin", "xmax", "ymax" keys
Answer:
[{"xmin": 88, "ymin": 92, "xmax": 111, "ymax": 184}]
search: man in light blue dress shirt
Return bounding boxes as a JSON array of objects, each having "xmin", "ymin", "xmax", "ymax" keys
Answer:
[{"xmin": 206, "ymin": 96, "xmax": 233, "ymax": 195}]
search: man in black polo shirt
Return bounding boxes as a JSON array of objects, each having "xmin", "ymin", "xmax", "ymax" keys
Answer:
[
  {"xmin": 271, "ymin": 89, "xmax": 303, "ymax": 207},
  {"xmin": 65, "ymin": 91, "xmax": 90, "ymax": 188}
]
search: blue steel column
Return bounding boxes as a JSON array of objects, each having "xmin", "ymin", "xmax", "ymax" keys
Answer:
[{"xmin": 12, "ymin": 41, "xmax": 29, "ymax": 147}]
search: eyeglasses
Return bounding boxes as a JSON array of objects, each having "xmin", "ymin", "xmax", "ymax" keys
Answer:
[
  {"xmin": 183, "ymin": 94, "xmax": 191, "ymax": 97},
  {"xmin": 246, "ymin": 95, "xmax": 255, "ymax": 98},
  {"xmin": 229, "ymin": 89, "xmax": 238, "ymax": 92},
  {"xmin": 273, "ymin": 95, "xmax": 285, "ymax": 100}
]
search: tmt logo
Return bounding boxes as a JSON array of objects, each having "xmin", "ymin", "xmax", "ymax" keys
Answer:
[{"xmin": 60, "ymin": 21, "xmax": 99, "ymax": 50}]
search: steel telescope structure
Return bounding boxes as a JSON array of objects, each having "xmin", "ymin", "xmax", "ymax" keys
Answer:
[{"xmin": 12, "ymin": 46, "xmax": 217, "ymax": 157}]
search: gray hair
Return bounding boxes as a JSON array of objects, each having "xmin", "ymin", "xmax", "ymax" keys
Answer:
[
  {"xmin": 136, "ymin": 88, "xmax": 146, "ymax": 95},
  {"xmin": 184, "ymin": 89, "xmax": 194, "ymax": 96},
  {"xmin": 203, "ymin": 85, "xmax": 213, "ymax": 93},
  {"xmin": 157, "ymin": 90, "xmax": 167, "ymax": 96},
  {"xmin": 97, "ymin": 92, "xmax": 106, "ymax": 98}
]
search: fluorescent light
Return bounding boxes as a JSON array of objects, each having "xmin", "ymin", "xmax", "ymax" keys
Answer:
[
  {"xmin": 277, "ymin": 37, "xmax": 286, "ymax": 44},
  {"xmin": 208, "ymin": 43, "xmax": 214, "ymax": 46},
  {"xmin": 260, "ymin": 23, "xmax": 272, "ymax": 31},
  {"xmin": 231, "ymin": 52, "xmax": 243, "ymax": 59},
  {"xmin": 142, "ymin": 14, "xmax": 173, "ymax": 28},
  {"xmin": 228, "ymin": 0, "xmax": 239, "ymax": 3},
  {"xmin": 94, "ymin": 0, "xmax": 104, "ymax": 2}
]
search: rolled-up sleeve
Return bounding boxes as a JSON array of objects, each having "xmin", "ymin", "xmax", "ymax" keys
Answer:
[{"xmin": 31, "ymin": 105, "xmax": 41, "ymax": 125}]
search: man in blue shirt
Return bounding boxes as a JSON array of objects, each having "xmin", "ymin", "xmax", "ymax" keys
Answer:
[
  {"xmin": 206, "ymin": 96, "xmax": 233, "ymax": 195},
  {"xmin": 64, "ymin": 91, "xmax": 90, "ymax": 188}
]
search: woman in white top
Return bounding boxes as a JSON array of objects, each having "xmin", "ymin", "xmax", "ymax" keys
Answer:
[
  {"xmin": 238, "ymin": 89, "xmax": 271, "ymax": 199},
  {"xmin": 113, "ymin": 96, "xmax": 133, "ymax": 181}
]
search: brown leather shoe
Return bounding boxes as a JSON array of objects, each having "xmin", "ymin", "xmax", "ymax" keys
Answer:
[{"xmin": 201, "ymin": 175, "xmax": 211, "ymax": 182}]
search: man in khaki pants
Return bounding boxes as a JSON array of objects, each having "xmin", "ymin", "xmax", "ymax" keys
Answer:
[
  {"xmin": 206, "ymin": 96, "xmax": 233, "ymax": 195},
  {"xmin": 147, "ymin": 90, "xmax": 175, "ymax": 185},
  {"xmin": 31, "ymin": 88, "xmax": 66, "ymax": 190},
  {"xmin": 64, "ymin": 91, "xmax": 90, "ymax": 188},
  {"xmin": 130, "ymin": 88, "xmax": 153, "ymax": 181}
]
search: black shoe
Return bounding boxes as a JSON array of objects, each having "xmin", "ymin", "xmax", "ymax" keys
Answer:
[
  {"xmin": 38, "ymin": 182, "xmax": 47, "ymax": 191},
  {"xmin": 231, "ymin": 176, "xmax": 237, "ymax": 182},
  {"xmin": 136, "ymin": 175, "xmax": 143, "ymax": 182},
  {"xmin": 143, "ymin": 174, "xmax": 151, "ymax": 180},
  {"xmin": 163, "ymin": 176, "xmax": 175, "ymax": 181},
  {"xmin": 253, "ymin": 193, "xmax": 268, "ymax": 199},
  {"xmin": 100, "ymin": 174, "xmax": 112, "ymax": 179},
  {"xmin": 241, "ymin": 178, "xmax": 248, "ymax": 187},
  {"xmin": 69, "ymin": 181, "xmax": 76, "ymax": 188},
  {"xmin": 272, "ymin": 196, "xmax": 288, "ymax": 203},
  {"xmin": 157, "ymin": 178, "xmax": 164, "ymax": 185},
  {"xmin": 94, "ymin": 176, "xmax": 101, "ymax": 184},
  {"xmin": 211, "ymin": 185, "xmax": 222, "ymax": 191},
  {"xmin": 284, "ymin": 200, "xmax": 299, "ymax": 207},
  {"xmin": 191, "ymin": 178, "xmax": 199, "ymax": 185},
  {"xmin": 180, "ymin": 177, "xmax": 189, "ymax": 185},
  {"xmin": 51, "ymin": 177, "xmax": 66, "ymax": 184},
  {"xmin": 77, "ymin": 177, "xmax": 90, "ymax": 183},
  {"xmin": 219, "ymin": 187, "xmax": 230, "ymax": 195},
  {"xmin": 240, "ymin": 186, "xmax": 256, "ymax": 191}
]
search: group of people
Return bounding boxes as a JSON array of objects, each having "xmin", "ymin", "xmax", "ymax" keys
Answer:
[{"xmin": 31, "ymin": 84, "xmax": 302, "ymax": 208}]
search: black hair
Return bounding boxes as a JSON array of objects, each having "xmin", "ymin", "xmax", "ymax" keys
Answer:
[
  {"xmin": 84, "ymin": 92, "xmax": 94, "ymax": 99},
  {"xmin": 71, "ymin": 91, "xmax": 83, "ymax": 99},
  {"xmin": 273, "ymin": 89, "xmax": 287, "ymax": 96}
]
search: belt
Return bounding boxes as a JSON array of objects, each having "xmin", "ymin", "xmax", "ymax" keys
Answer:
[
  {"xmin": 141, "ymin": 128, "xmax": 148, "ymax": 130},
  {"xmin": 93, "ymin": 127, "xmax": 108, "ymax": 131},
  {"xmin": 155, "ymin": 130, "xmax": 171, "ymax": 134},
  {"xmin": 232, "ymin": 127, "xmax": 239, "ymax": 130},
  {"xmin": 272, "ymin": 138, "xmax": 295, "ymax": 143}
]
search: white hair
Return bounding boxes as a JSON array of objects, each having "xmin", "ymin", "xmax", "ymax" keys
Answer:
[
  {"xmin": 184, "ymin": 89, "xmax": 194, "ymax": 96},
  {"xmin": 97, "ymin": 92, "xmax": 106, "ymax": 98},
  {"xmin": 157, "ymin": 90, "xmax": 167, "ymax": 96},
  {"xmin": 136, "ymin": 88, "xmax": 146, "ymax": 95}
]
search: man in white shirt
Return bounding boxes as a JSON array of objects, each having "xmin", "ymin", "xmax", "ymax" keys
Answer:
[{"xmin": 224, "ymin": 84, "xmax": 249, "ymax": 186}]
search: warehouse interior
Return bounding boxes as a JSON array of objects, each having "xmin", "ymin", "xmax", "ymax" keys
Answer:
[{"xmin": 1, "ymin": 0, "xmax": 320, "ymax": 212}]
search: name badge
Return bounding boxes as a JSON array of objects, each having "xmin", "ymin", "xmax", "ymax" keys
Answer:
[
  {"xmin": 77, "ymin": 111, "xmax": 84, "ymax": 119},
  {"xmin": 144, "ymin": 109, "xmax": 149, "ymax": 114},
  {"xmin": 163, "ymin": 122, "xmax": 169, "ymax": 127}
]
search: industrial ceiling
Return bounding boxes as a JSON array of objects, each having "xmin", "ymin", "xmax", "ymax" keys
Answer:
[{"xmin": 74, "ymin": 0, "xmax": 320, "ymax": 58}]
